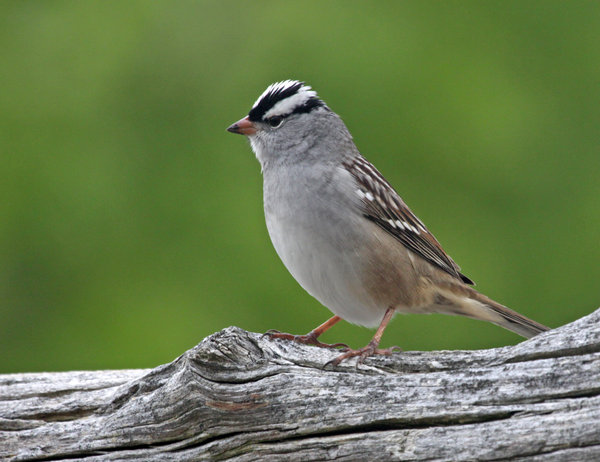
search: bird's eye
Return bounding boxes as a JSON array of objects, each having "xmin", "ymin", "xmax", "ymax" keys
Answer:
[{"xmin": 267, "ymin": 116, "xmax": 283, "ymax": 128}]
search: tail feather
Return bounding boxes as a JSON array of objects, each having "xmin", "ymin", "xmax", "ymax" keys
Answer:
[
  {"xmin": 434, "ymin": 282, "xmax": 550, "ymax": 338},
  {"xmin": 472, "ymin": 291, "xmax": 549, "ymax": 338}
]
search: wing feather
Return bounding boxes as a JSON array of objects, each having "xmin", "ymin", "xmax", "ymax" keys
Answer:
[{"xmin": 345, "ymin": 156, "xmax": 474, "ymax": 285}]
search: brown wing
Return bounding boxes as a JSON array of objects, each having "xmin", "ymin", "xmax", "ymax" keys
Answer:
[{"xmin": 344, "ymin": 155, "xmax": 474, "ymax": 285}]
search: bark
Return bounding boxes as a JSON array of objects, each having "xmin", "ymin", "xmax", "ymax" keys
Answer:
[{"xmin": 1, "ymin": 309, "xmax": 599, "ymax": 461}]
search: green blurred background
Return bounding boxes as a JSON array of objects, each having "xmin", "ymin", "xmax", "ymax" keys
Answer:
[{"xmin": 2, "ymin": 1, "xmax": 599, "ymax": 373}]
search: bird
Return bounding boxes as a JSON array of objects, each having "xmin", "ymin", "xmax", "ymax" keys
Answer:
[{"xmin": 227, "ymin": 80, "xmax": 550, "ymax": 365}]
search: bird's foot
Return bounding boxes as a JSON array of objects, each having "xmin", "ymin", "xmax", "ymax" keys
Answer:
[
  {"xmin": 262, "ymin": 329, "xmax": 349, "ymax": 350},
  {"xmin": 326, "ymin": 340, "xmax": 402, "ymax": 366}
]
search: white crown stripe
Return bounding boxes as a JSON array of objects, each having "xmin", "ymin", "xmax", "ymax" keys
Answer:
[
  {"xmin": 251, "ymin": 80, "xmax": 319, "ymax": 119},
  {"xmin": 252, "ymin": 80, "xmax": 301, "ymax": 108},
  {"xmin": 264, "ymin": 89, "xmax": 317, "ymax": 119}
]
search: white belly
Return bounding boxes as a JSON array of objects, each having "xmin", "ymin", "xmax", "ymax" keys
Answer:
[{"xmin": 265, "ymin": 203, "xmax": 388, "ymax": 328}]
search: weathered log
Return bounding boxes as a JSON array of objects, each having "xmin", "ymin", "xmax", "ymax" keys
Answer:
[{"xmin": 1, "ymin": 309, "xmax": 599, "ymax": 461}]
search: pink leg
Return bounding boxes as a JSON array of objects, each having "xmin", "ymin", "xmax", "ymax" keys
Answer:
[
  {"xmin": 264, "ymin": 316, "xmax": 349, "ymax": 349},
  {"xmin": 327, "ymin": 307, "xmax": 400, "ymax": 366}
]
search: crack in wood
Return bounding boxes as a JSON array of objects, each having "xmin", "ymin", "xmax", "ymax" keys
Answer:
[{"xmin": 1, "ymin": 309, "xmax": 599, "ymax": 461}]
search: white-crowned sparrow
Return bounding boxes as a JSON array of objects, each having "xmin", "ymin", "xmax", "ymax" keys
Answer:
[{"xmin": 227, "ymin": 80, "xmax": 549, "ymax": 365}]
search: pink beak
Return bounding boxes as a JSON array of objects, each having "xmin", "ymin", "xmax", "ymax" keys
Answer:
[{"xmin": 227, "ymin": 116, "xmax": 257, "ymax": 136}]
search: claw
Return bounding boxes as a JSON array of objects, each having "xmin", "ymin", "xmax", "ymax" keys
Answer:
[
  {"xmin": 326, "ymin": 344, "xmax": 402, "ymax": 367},
  {"xmin": 262, "ymin": 330, "xmax": 348, "ymax": 350},
  {"xmin": 261, "ymin": 329, "xmax": 284, "ymax": 339}
]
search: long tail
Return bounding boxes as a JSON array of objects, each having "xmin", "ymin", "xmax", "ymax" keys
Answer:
[
  {"xmin": 435, "ymin": 282, "xmax": 550, "ymax": 338},
  {"xmin": 469, "ymin": 290, "xmax": 550, "ymax": 338}
]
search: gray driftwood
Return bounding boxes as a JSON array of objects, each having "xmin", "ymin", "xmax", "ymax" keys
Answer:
[{"xmin": 1, "ymin": 309, "xmax": 600, "ymax": 462}]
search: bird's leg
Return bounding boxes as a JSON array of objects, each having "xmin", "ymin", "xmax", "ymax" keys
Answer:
[
  {"xmin": 263, "ymin": 315, "xmax": 349, "ymax": 349},
  {"xmin": 327, "ymin": 307, "xmax": 401, "ymax": 366}
]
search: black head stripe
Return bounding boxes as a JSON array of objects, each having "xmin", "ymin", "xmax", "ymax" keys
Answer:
[
  {"xmin": 247, "ymin": 81, "xmax": 325, "ymax": 122},
  {"xmin": 292, "ymin": 97, "xmax": 325, "ymax": 115}
]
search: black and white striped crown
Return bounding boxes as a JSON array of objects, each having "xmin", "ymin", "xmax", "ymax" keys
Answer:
[{"xmin": 247, "ymin": 80, "xmax": 327, "ymax": 122}]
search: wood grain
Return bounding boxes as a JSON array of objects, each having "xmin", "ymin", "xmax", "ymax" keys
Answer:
[{"xmin": 1, "ymin": 309, "xmax": 599, "ymax": 461}]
